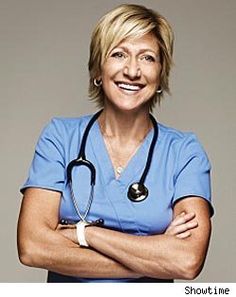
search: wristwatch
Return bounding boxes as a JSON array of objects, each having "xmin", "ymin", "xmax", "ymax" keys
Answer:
[{"xmin": 76, "ymin": 218, "xmax": 104, "ymax": 247}]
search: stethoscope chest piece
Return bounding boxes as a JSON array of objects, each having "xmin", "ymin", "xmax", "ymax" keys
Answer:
[
  {"xmin": 128, "ymin": 182, "xmax": 148, "ymax": 202},
  {"xmin": 66, "ymin": 110, "xmax": 158, "ymax": 222}
]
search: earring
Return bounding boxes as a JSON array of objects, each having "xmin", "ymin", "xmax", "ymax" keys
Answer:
[
  {"xmin": 94, "ymin": 78, "xmax": 102, "ymax": 87},
  {"xmin": 156, "ymin": 87, "xmax": 163, "ymax": 94}
]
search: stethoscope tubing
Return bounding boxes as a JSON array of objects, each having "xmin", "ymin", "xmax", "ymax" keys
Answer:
[
  {"xmin": 139, "ymin": 114, "xmax": 158, "ymax": 185},
  {"xmin": 66, "ymin": 109, "xmax": 159, "ymax": 221}
]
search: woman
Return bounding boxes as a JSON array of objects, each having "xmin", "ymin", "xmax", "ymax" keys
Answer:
[{"xmin": 17, "ymin": 4, "xmax": 213, "ymax": 282}]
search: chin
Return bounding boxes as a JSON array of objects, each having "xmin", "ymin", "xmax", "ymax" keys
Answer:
[{"xmin": 109, "ymin": 100, "xmax": 150, "ymax": 114}]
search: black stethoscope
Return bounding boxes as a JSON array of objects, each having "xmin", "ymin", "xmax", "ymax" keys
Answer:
[{"xmin": 66, "ymin": 109, "xmax": 158, "ymax": 222}]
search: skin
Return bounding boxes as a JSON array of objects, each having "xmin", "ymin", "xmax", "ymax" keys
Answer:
[
  {"xmin": 18, "ymin": 189, "xmax": 208, "ymax": 279},
  {"xmin": 83, "ymin": 198, "xmax": 211, "ymax": 279},
  {"xmin": 100, "ymin": 33, "xmax": 161, "ymax": 113},
  {"xmin": 97, "ymin": 33, "xmax": 162, "ymax": 177},
  {"xmin": 17, "ymin": 33, "xmax": 212, "ymax": 280}
]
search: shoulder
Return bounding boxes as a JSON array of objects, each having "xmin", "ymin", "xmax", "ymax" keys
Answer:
[
  {"xmin": 50, "ymin": 114, "xmax": 92, "ymax": 130},
  {"xmin": 157, "ymin": 122, "xmax": 209, "ymax": 160},
  {"xmin": 35, "ymin": 114, "xmax": 95, "ymax": 149},
  {"xmin": 158, "ymin": 122, "xmax": 196, "ymax": 145},
  {"xmin": 41, "ymin": 114, "xmax": 93, "ymax": 137}
]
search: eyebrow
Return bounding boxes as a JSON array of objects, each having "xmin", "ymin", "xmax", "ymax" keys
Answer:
[{"xmin": 111, "ymin": 46, "xmax": 159, "ymax": 56}]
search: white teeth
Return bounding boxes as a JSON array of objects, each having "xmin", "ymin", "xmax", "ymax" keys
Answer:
[{"xmin": 117, "ymin": 83, "xmax": 141, "ymax": 91}]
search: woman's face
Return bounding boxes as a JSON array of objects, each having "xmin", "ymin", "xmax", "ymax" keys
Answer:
[{"xmin": 100, "ymin": 33, "xmax": 161, "ymax": 112}]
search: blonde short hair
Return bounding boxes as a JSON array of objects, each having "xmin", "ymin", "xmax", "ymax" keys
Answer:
[{"xmin": 88, "ymin": 4, "xmax": 174, "ymax": 109}]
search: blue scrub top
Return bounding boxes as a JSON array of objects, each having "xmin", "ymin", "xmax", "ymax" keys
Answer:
[{"xmin": 21, "ymin": 113, "xmax": 213, "ymax": 282}]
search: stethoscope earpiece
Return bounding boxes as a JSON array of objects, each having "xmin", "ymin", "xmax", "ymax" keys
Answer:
[{"xmin": 128, "ymin": 182, "xmax": 149, "ymax": 202}]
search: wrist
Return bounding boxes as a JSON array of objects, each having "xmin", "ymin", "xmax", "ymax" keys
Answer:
[
  {"xmin": 76, "ymin": 219, "xmax": 104, "ymax": 247},
  {"xmin": 84, "ymin": 225, "xmax": 96, "ymax": 247}
]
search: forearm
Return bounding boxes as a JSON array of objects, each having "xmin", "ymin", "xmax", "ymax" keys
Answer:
[
  {"xmin": 84, "ymin": 199, "xmax": 212, "ymax": 280},
  {"xmin": 18, "ymin": 226, "xmax": 141, "ymax": 279},
  {"xmin": 85, "ymin": 226, "xmax": 202, "ymax": 280}
]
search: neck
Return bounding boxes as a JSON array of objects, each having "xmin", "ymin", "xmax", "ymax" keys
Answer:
[{"xmin": 98, "ymin": 106, "xmax": 152, "ymax": 142}]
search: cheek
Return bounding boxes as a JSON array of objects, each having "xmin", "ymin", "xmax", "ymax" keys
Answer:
[
  {"xmin": 144, "ymin": 64, "xmax": 161, "ymax": 84},
  {"xmin": 152, "ymin": 65, "xmax": 162, "ymax": 82},
  {"xmin": 101, "ymin": 62, "xmax": 122, "ymax": 80}
]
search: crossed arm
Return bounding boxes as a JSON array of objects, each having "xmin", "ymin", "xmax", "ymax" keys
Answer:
[{"xmin": 17, "ymin": 188, "xmax": 211, "ymax": 280}]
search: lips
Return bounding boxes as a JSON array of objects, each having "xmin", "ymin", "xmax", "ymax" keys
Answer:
[{"xmin": 115, "ymin": 81, "xmax": 145, "ymax": 92}]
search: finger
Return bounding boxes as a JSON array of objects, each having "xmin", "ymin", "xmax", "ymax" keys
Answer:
[
  {"xmin": 168, "ymin": 220, "xmax": 198, "ymax": 236},
  {"xmin": 165, "ymin": 214, "xmax": 187, "ymax": 234},
  {"xmin": 56, "ymin": 224, "xmax": 63, "ymax": 230},
  {"xmin": 176, "ymin": 231, "xmax": 191, "ymax": 239},
  {"xmin": 171, "ymin": 213, "xmax": 194, "ymax": 226},
  {"xmin": 170, "ymin": 214, "xmax": 189, "ymax": 227},
  {"xmin": 183, "ymin": 212, "xmax": 196, "ymax": 222},
  {"xmin": 56, "ymin": 224, "xmax": 75, "ymax": 230},
  {"xmin": 165, "ymin": 212, "xmax": 197, "ymax": 235},
  {"xmin": 66, "ymin": 224, "xmax": 76, "ymax": 228},
  {"xmin": 178, "ymin": 220, "xmax": 198, "ymax": 233},
  {"xmin": 171, "ymin": 212, "xmax": 196, "ymax": 227},
  {"xmin": 168, "ymin": 213, "xmax": 184, "ymax": 228}
]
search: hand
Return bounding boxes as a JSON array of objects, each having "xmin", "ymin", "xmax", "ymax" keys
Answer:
[
  {"xmin": 165, "ymin": 212, "xmax": 198, "ymax": 239},
  {"xmin": 56, "ymin": 223, "xmax": 78, "ymax": 244}
]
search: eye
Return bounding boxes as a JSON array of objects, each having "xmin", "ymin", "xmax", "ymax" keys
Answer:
[
  {"xmin": 111, "ymin": 52, "xmax": 126, "ymax": 59},
  {"xmin": 140, "ymin": 55, "xmax": 156, "ymax": 62}
]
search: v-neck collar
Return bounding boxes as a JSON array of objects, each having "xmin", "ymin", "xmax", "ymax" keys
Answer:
[{"xmin": 89, "ymin": 119, "xmax": 154, "ymax": 187}]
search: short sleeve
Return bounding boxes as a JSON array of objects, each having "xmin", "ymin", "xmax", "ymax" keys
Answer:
[
  {"xmin": 20, "ymin": 118, "xmax": 66, "ymax": 194},
  {"xmin": 172, "ymin": 133, "xmax": 214, "ymax": 216}
]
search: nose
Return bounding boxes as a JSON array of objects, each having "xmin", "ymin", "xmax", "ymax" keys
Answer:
[{"xmin": 123, "ymin": 57, "xmax": 141, "ymax": 80}]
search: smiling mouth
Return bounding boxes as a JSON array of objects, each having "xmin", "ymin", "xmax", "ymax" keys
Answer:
[{"xmin": 115, "ymin": 82, "xmax": 145, "ymax": 92}]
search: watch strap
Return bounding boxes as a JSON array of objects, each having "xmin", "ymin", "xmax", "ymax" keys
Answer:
[{"xmin": 76, "ymin": 221, "xmax": 90, "ymax": 247}]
